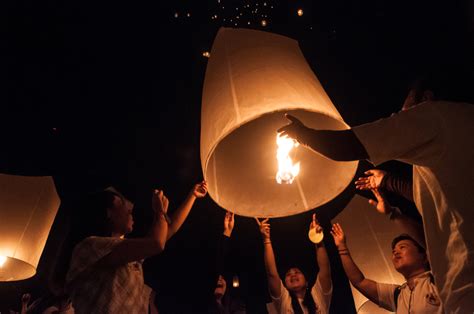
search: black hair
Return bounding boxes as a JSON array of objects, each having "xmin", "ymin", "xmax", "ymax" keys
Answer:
[
  {"xmin": 284, "ymin": 267, "xmax": 318, "ymax": 314},
  {"xmin": 391, "ymin": 234, "xmax": 425, "ymax": 254}
]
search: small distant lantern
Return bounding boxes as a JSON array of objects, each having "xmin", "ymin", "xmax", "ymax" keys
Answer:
[
  {"xmin": 261, "ymin": 19, "xmax": 267, "ymax": 27},
  {"xmin": 297, "ymin": 9, "xmax": 304, "ymax": 16},
  {"xmin": 187, "ymin": 12, "xmax": 191, "ymax": 17},
  {"xmin": 232, "ymin": 275, "xmax": 240, "ymax": 288},
  {"xmin": 174, "ymin": 12, "xmax": 178, "ymax": 18},
  {"xmin": 200, "ymin": 28, "xmax": 358, "ymax": 217},
  {"xmin": 0, "ymin": 174, "xmax": 60, "ymax": 281},
  {"xmin": 202, "ymin": 51, "xmax": 211, "ymax": 58}
]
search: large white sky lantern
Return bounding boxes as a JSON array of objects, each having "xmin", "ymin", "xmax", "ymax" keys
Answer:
[
  {"xmin": 201, "ymin": 28, "xmax": 358, "ymax": 217},
  {"xmin": 0, "ymin": 174, "xmax": 60, "ymax": 281}
]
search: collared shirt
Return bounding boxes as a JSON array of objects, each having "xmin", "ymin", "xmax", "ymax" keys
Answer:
[
  {"xmin": 66, "ymin": 236, "xmax": 151, "ymax": 314},
  {"xmin": 270, "ymin": 276, "xmax": 332, "ymax": 314},
  {"xmin": 377, "ymin": 271, "xmax": 443, "ymax": 313},
  {"xmin": 353, "ymin": 101, "xmax": 474, "ymax": 312}
]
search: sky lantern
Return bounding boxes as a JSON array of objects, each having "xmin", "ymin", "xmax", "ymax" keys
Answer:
[
  {"xmin": 200, "ymin": 28, "xmax": 358, "ymax": 217},
  {"xmin": 0, "ymin": 174, "xmax": 60, "ymax": 281},
  {"xmin": 335, "ymin": 195, "xmax": 405, "ymax": 312}
]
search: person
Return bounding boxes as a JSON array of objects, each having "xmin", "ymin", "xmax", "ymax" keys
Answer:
[
  {"xmin": 256, "ymin": 214, "xmax": 332, "ymax": 314},
  {"xmin": 66, "ymin": 181, "xmax": 207, "ymax": 314},
  {"xmin": 331, "ymin": 222, "xmax": 443, "ymax": 313},
  {"xmin": 209, "ymin": 211, "xmax": 246, "ymax": 314},
  {"xmin": 278, "ymin": 80, "xmax": 474, "ymax": 311}
]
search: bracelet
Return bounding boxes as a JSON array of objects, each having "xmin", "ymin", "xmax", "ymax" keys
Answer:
[
  {"xmin": 338, "ymin": 249, "xmax": 349, "ymax": 253},
  {"xmin": 263, "ymin": 240, "xmax": 271, "ymax": 244},
  {"xmin": 339, "ymin": 252, "xmax": 349, "ymax": 256}
]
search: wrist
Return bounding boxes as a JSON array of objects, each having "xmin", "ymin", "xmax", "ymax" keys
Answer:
[
  {"xmin": 263, "ymin": 238, "xmax": 271, "ymax": 244},
  {"xmin": 223, "ymin": 230, "xmax": 232, "ymax": 237}
]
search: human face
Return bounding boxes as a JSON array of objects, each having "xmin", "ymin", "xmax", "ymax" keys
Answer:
[
  {"xmin": 284, "ymin": 268, "xmax": 307, "ymax": 292},
  {"xmin": 214, "ymin": 275, "xmax": 227, "ymax": 298},
  {"xmin": 391, "ymin": 240, "xmax": 427, "ymax": 277},
  {"xmin": 108, "ymin": 195, "xmax": 134, "ymax": 235}
]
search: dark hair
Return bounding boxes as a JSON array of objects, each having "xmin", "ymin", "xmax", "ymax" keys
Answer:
[
  {"xmin": 285, "ymin": 267, "xmax": 317, "ymax": 314},
  {"xmin": 391, "ymin": 234, "xmax": 425, "ymax": 253}
]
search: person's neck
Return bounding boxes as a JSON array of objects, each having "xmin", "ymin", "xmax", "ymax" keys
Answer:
[
  {"xmin": 294, "ymin": 288, "xmax": 306, "ymax": 299},
  {"xmin": 405, "ymin": 268, "xmax": 428, "ymax": 289}
]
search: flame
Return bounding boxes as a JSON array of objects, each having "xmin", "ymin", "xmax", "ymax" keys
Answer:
[
  {"xmin": 0, "ymin": 255, "xmax": 6, "ymax": 267},
  {"xmin": 276, "ymin": 134, "xmax": 300, "ymax": 184}
]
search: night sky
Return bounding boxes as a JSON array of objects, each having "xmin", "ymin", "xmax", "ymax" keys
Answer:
[{"xmin": 2, "ymin": 0, "xmax": 473, "ymax": 312}]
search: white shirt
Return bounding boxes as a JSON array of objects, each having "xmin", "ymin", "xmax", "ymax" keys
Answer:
[
  {"xmin": 353, "ymin": 101, "xmax": 474, "ymax": 313},
  {"xmin": 377, "ymin": 271, "xmax": 443, "ymax": 313},
  {"xmin": 271, "ymin": 276, "xmax": 332, "ymax": 314}
]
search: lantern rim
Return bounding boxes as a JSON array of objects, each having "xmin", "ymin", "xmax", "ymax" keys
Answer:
[{"xmin": 0, "ymin": 255, "xmax": 36, "ymax": 282}]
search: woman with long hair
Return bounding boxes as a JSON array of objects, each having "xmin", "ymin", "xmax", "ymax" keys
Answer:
[{"xmin": 256, "ymin": 214, "xmax": 332, "ymax": 314}]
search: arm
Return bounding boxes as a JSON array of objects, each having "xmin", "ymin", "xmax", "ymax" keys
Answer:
[
  {"xmin": 355, "ymin": 169, "xmax": 413, "ymax": 202},
  {"xmin": 98, "ymin": 190, "xmax": 169, "ymax": 267},
  {"xmin": 311, "ymin": 214, "xmax": 331, "ymax": 293},
  {"xmin": 167, "ymin": 181, "xmax": 207, "ymax": 240},
  {"xmin": 216, "ymin": 212, "xmax": 234, "ymax": 279},
  {"xmin": 256, "ymin": 218, "xmax": 281, "ymax": 298},
  {"xmin": 368, "ymin": 189, "xmax": 425, "ymax": 247},
  {"xmin": 330, "ymin": 223, "xmax": 380, "ymax": 305},
  {"xmin": 278, "ymin": 114, "xmax": 368, "ymax": 161}
]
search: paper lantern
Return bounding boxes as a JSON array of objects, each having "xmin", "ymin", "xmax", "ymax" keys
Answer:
[
  {"xmin": 335, "ymin": 195, "xmax": 404, "ymax": 312},
  {"xmin": 200, "ymin": 28, "xmax": 358, "ymax": 217},
  {"xmin": 0, "ymin": 174, "xmax": 60, "ymax": 281}
]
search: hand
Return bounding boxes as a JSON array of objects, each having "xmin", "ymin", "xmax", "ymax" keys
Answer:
[
  {"xmin": 368, "ymin": 188, "xmax": 393, "ymax": 215},
  {"xmin": 192, "ymin": 181, "xmax": 208, "ymax": 198},
  {"xmin": 223, "ymin": 211, "xmax": 235, "ymax": 237},
  {"xmin": 330, "ymin": 223, "xmax": 347, "ymax": 249},
  {"xmin": 309, "ymin": 213, "xmax": 322, "ymax": 233},
  {"xmin": 21, "ymin": 293, "xmax": 31, "ymax": 305},
  {"xmin": 277, "ymin": 114, "xmax": 308, "ymax": 141},
  {"xmin": 255, "ymin": 218, "xmax": 271, "ymax": 241},
  {"xmin": 355, "ymin": 169, "xmax": 387, "ymax": 190},
  {"xmin": 152, "ymin": 189, "xmax": 169, "ymax": 214}
]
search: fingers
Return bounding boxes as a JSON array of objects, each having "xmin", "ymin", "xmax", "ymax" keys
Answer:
[
  {"xmin": 285, "ymin": 114, "xmax": 301, "ymax": 124},
  {"xmin": 254, "ymin": 217, "xmax": 261, "ymax": 226},
  {"xmin": 364, "ymin": 170, "xmax": 375, "ymax": 175}
]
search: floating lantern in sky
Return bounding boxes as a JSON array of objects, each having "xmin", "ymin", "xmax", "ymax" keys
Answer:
[
  {"xmin": 202, "ymin": 51, "xmax": 210, "ymax": 58},
  {"xmin": 0, "ymin": 174, "xmax": 60, "ymax": 281},
  {"xmin": 232, "ymin": 275, "xmax": 240, "ymax": 288},
  {"xmin": 174, "ymin": 12, "xmax": 178, "ymax": 18},
  {"xmin": 201, "ymin": 28, "xmax": 358, "ymax": 217},
  {"xmin": 297, "ymin": 9, "xmax": 304, "ymax": 16},
  {"xmin": 261, "ymin": 19, "xmax": 267, "ymax": 27}
]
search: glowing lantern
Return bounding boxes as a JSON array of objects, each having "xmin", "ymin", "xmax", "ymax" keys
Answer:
[
  {"xmin": 202, "ymin": 51, "xmax": 211, "ymax": 58},
  {"xmin": 297, "ymin": 9, "xmax": 304, "ymax": 16},
  {"xmin": 232, "ymin": 275, "xmax": 240, "ymax": 288},
  {"xmin": 261, "ymin": 19, "xmax": 267, "ymax": 27},
  {"xmin": 335, "ymin": 195, "xmax": 405, "ymax": 312},
  {"xmin": 200, "ymin": 28, "xmax": 358, "ymax": 217},
  {"xmin": 0, "ymin": 174, "xmax": 60, "ymax": 281}
]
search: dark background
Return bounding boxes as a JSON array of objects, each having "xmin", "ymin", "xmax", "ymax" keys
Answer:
[{"xmin": 1, "ymin": 0, "xmax": 473, "ymax": 312}]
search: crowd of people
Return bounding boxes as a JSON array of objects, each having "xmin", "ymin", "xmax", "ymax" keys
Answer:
[{"xmin": 8, "ymin": 79, "xmax": 473, "ymax": 313}]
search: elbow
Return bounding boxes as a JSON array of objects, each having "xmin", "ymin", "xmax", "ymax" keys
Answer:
[{"xmin": 151, "ymin": 238, "xmax": 166, "ymax": 254}]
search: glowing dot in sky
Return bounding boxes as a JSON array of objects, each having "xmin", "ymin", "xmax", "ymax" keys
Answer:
[
  {"xmin": 187, "ymin": 12, "xmax": 191, "ymax": 17},
  {"xmin": 297, "ymin": 9, "xmax": 303, "ymax": 16},
  {"xmin": 174, "ymin": 12, "xmax": 178, "ymax": 18},
  {"xmin": 248, "ymin": 21, "xmax": 251, "ymax": 25},
  {"xmin": 261, "ymin": 19, "xmax": 267, "ymax": 27},
  {"xmin": 202, "ymin": 51, "xmax": 210, "ymax": 58}
]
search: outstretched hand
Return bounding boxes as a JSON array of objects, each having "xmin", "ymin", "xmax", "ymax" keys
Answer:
[
  {"xmin": 152, "ymin": 189, "xmax": 169, "ymax": 214},
  {"xmin": 310, "ymin": 213, "xmax": 323, "ymax": 233},
  {"xmin": 330, "ymin": 223, "xmax": 347, "ymax": 249},
  {"xmin": 223, "ymin": 211, "xmax": 235, "ymax": 237},
  {"xmin": 368, "ymin": 188, "xmax": 393, "ymax": 215},
  {"xmin": 192, "ymin": 180, "xmax": 208, "ymax": 198},
  {"xmin": 255, "ymin": 218, "xmax": 271, "ymax": 240},
  {"xmin": 355, "ymin": 169, "xmax": 387, "ymax": 191},
  {"xmin": 277, "ymin": 114, "xmax": 307, "ymax": 140}
]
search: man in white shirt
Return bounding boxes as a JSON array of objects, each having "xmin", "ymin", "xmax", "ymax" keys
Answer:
[{"xmin": 278, "ymin": 79, "xmax": 474, "ymax": 312}]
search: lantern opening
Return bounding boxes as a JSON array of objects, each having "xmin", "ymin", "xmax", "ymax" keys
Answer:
[{"xmin": 276, "ymin": 134, "xmax": 300, "ymax": 184}]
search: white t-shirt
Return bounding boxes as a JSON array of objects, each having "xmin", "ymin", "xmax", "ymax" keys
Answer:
[
  {"xmin": 353, "ymin": 101, "xmax": 474, "ymax": 313},
  {"xmin": 377, "ymin": 271, "xmax": 443, "ymax": 313},
  {"xmin": 271, "ymin": 276, "xmax": 332, "ymax": 314}
]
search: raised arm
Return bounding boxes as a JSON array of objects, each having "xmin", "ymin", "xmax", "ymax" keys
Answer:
[
  {"xmin": 256, "ymin": 218, "xmax": 281, "ymax": 298},
  {"xmin": 278, "ymin": 114, "xmax": 368, "ymax": 161},
  {"xmin": 99, "ymin": 189, "xmax": 169, "ymax": 267},
  {"xmin": 355, "ymin": 169, "xmax": 413, "ymax": 202},
  {"xmin": 311, "ymin": 214, "xmax": 331, "ymax": 292},
  {"xmin": 167, "ymin": 181, "xmax": 208, "ymax": 240},
  {"xmin": 330, "ymin": 223, "xmax": 380, "ymax": 305}
]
